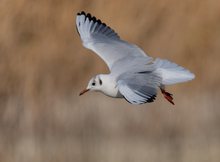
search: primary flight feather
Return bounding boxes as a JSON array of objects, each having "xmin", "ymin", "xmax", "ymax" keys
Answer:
[{"xmin": 76, "ymin": 11, "xmax": 195, "ymax": 105}]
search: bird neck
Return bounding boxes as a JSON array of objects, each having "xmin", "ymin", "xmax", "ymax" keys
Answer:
[{"xmin": 99, "ymin": 74, "xmax": 120, "ymax": 98}]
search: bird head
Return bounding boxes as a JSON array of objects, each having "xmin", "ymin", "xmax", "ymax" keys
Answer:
[{"xmin": 79, "ymin": 75, "xmax": 103, "ymax": 96}]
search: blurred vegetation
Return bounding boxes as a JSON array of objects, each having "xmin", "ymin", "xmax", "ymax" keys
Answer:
[{"xmin": 0, "ymin": 0, "xmax": 220, "ymax": 161}]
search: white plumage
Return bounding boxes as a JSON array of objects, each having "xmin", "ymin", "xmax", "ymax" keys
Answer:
[
  {"xmin": 154, "ymin": 58, "xmax": 195, "ymax": 85},
  {"xmin": 76, "ymin": 11, "xmax": 195, "ymax": 105}
]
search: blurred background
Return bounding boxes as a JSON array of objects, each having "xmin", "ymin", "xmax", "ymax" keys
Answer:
[{"xmin": 1, "ymin": 0, "xmax": 220, "ymax": 161}]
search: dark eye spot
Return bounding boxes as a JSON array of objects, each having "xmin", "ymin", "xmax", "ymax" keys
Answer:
[
  {"xmin": 99, "ymin": 79, "xmax": 102, "ymax": 85},
  {"xmin": 92, "ymin": 82, "xmax": 96, "ymax": 86}
]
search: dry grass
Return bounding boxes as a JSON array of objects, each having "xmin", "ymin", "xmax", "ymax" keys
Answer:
[{"xmin": 0, "ymin": 0, "xmax": 220, "ymax": 161}]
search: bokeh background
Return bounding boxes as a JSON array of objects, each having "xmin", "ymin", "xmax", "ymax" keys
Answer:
[{"xmin": 1, "ymin": 0, "xmax": 220, "ymax": 161}]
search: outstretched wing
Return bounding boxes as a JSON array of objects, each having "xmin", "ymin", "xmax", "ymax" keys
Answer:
[
  {"xmin": 117, "ymin": 72, "xmax": 161, "ymax": 104},
  {"xmin": 76, "ymin": 11, "xmax": 148, "ymax": 70}
]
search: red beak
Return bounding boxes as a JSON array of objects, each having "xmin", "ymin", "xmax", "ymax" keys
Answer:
[{"xmin": 79, "ymin": 89, "xmax": 90, "ymax": 96}]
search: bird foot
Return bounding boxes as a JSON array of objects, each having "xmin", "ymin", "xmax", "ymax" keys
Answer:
[{"xmin": 160, "ymin": 88, "xmax": 175, "ymax": 105}]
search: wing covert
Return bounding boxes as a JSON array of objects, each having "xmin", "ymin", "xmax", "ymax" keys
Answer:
[
  {"xmin": 76, "ymin": 11, "xmax": 148, "ymax": 70},
  {"xmin": 117, "ymin": 72, "xmax": 161, "ymax": 104}
]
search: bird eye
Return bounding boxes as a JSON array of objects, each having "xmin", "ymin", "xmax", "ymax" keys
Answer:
[
  {"xmin": 92, "ymin": 82, "xmax": 96, "ymax": 86},
  {"xmin": 99, "ymin": 79, "xmax": 102, "ymax": 85}
]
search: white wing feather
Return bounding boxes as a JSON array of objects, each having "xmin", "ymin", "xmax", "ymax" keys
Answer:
[
  {"xmin": 76, "ymin": 11, "xmax": 149, "ymax": 70},
  {"xmin": 117, "ymin": 71, "xmax": 161, "ymax": 104}
]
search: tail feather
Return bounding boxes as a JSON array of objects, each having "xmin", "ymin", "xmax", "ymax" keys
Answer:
[{"xmin": 155, "ymin": 58, "xmax": 195, "ymax": 85}]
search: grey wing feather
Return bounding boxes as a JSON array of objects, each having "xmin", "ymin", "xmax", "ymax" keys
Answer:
[
  {"xmin": 117, "ymin": 72, "xmax": 162, "ymax": 104},
  {"xmin": 111, "ymin": 56, "xmax": 154, "ymax": 77},
  {"xmin": 76, "ymin": 11, "xmax": 149, "ymax": 70}
]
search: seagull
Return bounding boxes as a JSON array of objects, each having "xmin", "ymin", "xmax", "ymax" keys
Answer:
[{"xmin": 76, "ymin": 11, "xmax": 195, "ymax": 105}]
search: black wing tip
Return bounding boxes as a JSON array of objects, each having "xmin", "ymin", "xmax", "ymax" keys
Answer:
[
  {"xmin": 77, "ymin": 11, "xmax": 86, "ymax": 16},
  {"xmin": 77, "ymin": 11, "xmax": 103, "ymax": 25},
  {"xmin": 123, "ymin": 94, "xmax": 157, "ymax": 105},
  {"xmin": 146, "ymin": 95, "xmax": 156, "ymax": 103},
  {"xmin": 76, "ymin": 11, "xmax": 119, "ymax": 39}
]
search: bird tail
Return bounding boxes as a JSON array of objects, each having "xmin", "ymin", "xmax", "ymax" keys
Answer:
[{"xmin": 154, "ymin": 58, "xmax": 195, "ymax": 85}]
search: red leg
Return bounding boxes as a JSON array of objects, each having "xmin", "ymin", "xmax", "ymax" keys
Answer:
[{"xmin": 160, "ymin": 88, "xmax": 175, "ymax": 105}]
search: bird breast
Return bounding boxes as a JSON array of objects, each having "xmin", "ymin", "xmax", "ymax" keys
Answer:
[{"xmin": 99, "ymin": 75, "xmax": 122, "ymax": 98}]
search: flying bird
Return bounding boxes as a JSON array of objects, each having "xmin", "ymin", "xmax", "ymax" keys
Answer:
[{"xmin": 76, "ymin": 11, "xmax": 195, "ymax": 105}]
